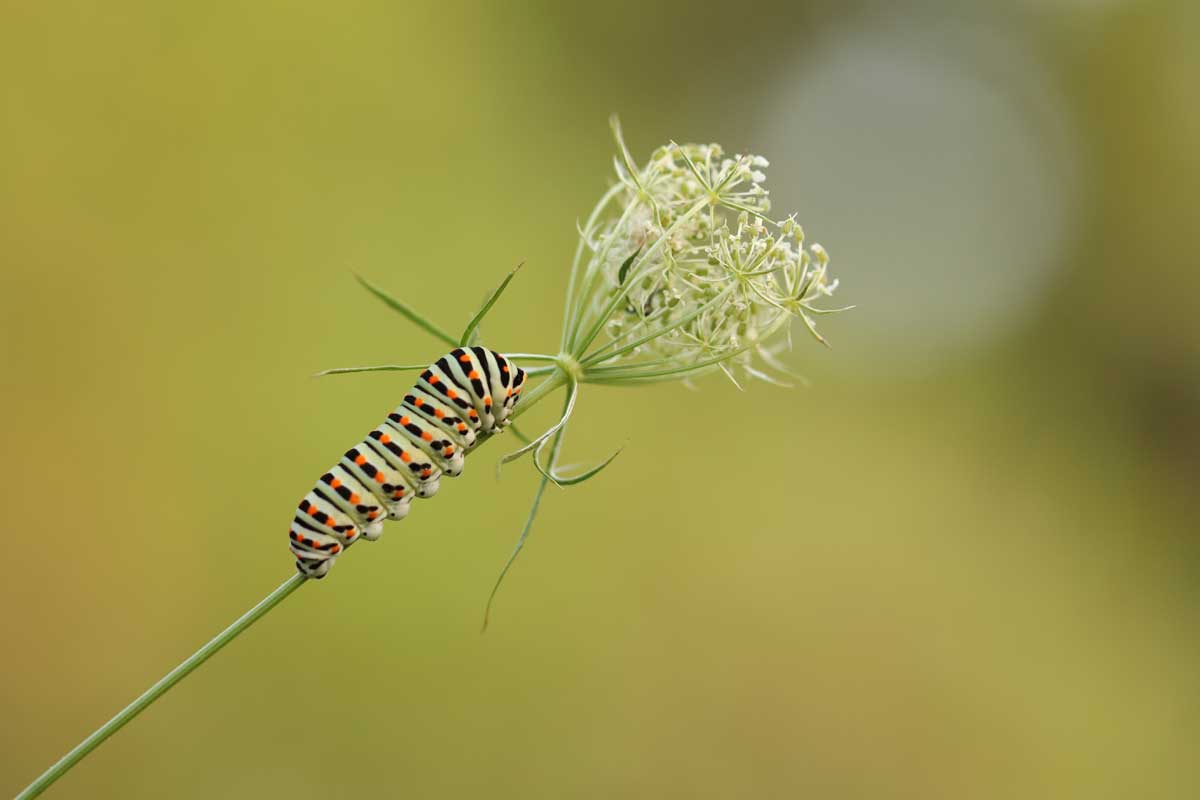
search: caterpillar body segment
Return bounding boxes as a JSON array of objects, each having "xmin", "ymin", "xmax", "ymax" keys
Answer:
[{"xmin": 289, "ymin": 347, "xmax": 526, "ymax": 578}]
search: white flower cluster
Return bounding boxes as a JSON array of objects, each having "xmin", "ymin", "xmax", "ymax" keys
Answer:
[{"xmin": 566, "ymin": 123, "xmax": 843, "ymax": 387}]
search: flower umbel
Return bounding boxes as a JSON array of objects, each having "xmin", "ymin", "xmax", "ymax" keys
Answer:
[{"xmin": 562, "ymin": 116, "xmax": 845, "ymax": 388}]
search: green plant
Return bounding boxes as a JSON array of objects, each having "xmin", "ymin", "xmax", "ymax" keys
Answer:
[{"xmin": 15, "ymin": 116, "xmax": 844, "ymax": 799}]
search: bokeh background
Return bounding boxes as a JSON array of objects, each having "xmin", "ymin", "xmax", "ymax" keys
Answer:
[{"xmin": 2, "ymin": 1, "xmax": 1197, "ymax": 797}]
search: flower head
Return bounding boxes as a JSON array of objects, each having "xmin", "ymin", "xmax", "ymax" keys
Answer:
[{"xmin": 563, "ymin": 117, "xmax": 844, "ymax": 387}]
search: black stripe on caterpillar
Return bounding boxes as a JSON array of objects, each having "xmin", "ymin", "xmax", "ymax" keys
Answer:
[{"xmin": 288, "ymin": 347, "xmax": 527, "ymax": 578}]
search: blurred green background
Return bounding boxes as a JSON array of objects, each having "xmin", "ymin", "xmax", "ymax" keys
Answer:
[{"xmin": 2, "ymin": 1, "xmax": 1197, "ymax": 797}]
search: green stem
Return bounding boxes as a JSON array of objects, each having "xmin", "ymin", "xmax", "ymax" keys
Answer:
[
  {"xmin": 580, "ymin": 284, "xmax": 735, "ymax": 367},
  {"xmin": 561, "ymin": 182, "xmax": 625, "ymax": 352},
  {"xmin": 15, "ymin": 574, "xmax": 308, "ymax": 800},
  {"xmin": 572, "ymin": 198, "xmax": 708, "ymax": 357},
  {"xmin": 566, "ymin": 195, "xmax": 641, "ymax": 353}
]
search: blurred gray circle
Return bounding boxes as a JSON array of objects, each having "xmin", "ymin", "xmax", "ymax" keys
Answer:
[{"xmin": 755, "ymin": 16, "xmax": 1081, "ymax": 371}]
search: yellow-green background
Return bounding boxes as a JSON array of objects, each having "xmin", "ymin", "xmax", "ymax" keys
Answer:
[{"xmin": 2, "ymin": 1, "xmax": 1197, "ymax": 797}]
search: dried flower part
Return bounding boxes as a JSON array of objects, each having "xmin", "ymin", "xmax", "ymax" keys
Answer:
[{"xmin": 564, "ymin": 119, "xmax": 844, "ymax": 387}]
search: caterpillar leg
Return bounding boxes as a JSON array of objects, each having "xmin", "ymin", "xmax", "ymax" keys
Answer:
[
  {"xmin": 289, "ymin": 508, "xmax": 347, "ymax": 580},
  {"xmin": 294, "ymin": 552, "xmax": 335, "ymax": 578}
]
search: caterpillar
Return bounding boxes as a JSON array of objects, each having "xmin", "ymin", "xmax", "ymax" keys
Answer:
[{"xmin": 288, "ymin": 346, "xmax": 527, "ymax": 578}]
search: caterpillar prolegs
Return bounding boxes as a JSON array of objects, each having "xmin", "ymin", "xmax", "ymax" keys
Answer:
[{"xmin": 288, "ymin": 347, "xmax": 527, "ymax": 578}]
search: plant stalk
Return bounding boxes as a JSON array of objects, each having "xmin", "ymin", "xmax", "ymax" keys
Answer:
[{"xmin": 15, "ymin": 573, "xmax": 307, "ymax": 800}]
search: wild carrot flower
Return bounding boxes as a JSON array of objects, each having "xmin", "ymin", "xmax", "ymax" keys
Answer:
[{"xmin": 561, "ymin": 117, "xmax": 844, "ymax": 390}]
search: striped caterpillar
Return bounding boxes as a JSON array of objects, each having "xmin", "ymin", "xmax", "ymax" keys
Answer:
[{"xmin": 288, "ymin": 346, "xmax": 527, "ymax": 578}]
